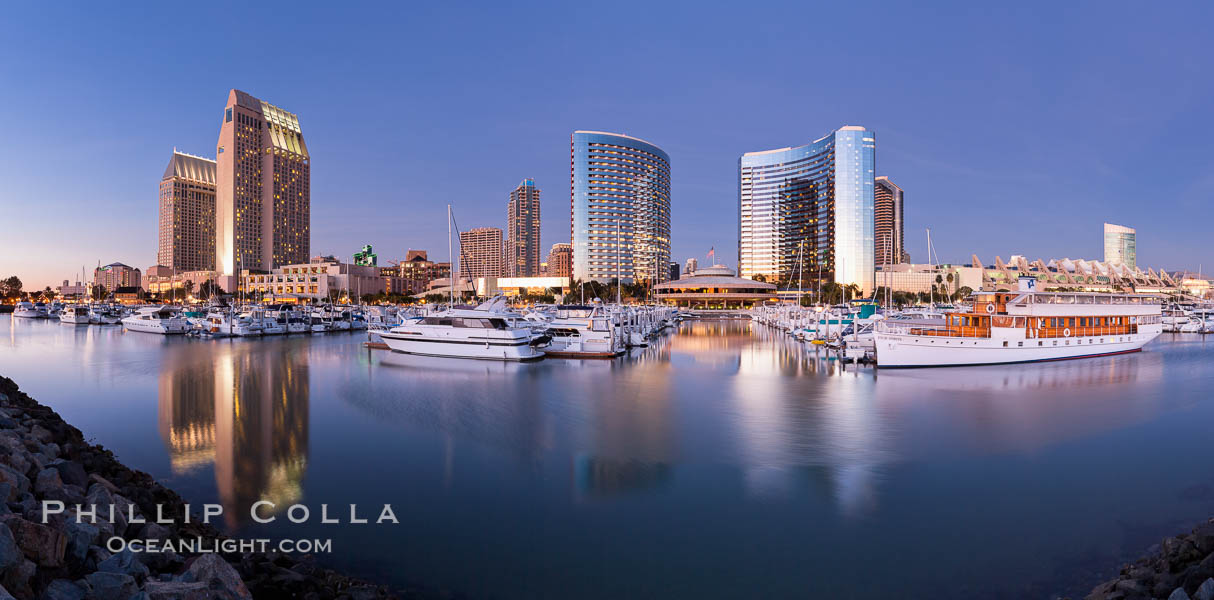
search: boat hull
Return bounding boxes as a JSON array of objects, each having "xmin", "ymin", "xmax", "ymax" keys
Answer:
[
  {"xmin": 874, "ymin": 328, "xmax": 1160, "ymax": 368},
  {"xmin": 379, "ymin": 332, "xmax": 544, "ymax": 361},
  {"xmin": 122, "ymin": 319, "xmax": 190, "ymax": 335}
]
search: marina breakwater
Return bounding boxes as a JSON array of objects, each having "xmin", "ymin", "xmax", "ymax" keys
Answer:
[
  {"xmin": 0, "ymin": 374, "xmax": 443, "ymax": 600},
  {"xmin": 1083, "ymin": 520, "xmax": 1214, "ymax": 600}
]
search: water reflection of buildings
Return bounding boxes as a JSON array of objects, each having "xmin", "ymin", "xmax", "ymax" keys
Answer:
[
  {"xmin": 158, "ymin": 345, "xmax": 309, "ymax": 527},
  {"xmin": 573, "ymin": 455, "xmax": 671, "ymax": 496},
  {"xmin": 730, "ymin": 320, "xmax": 890, "ymax": 517}
]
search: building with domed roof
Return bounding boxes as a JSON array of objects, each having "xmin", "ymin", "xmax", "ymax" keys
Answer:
[{"xmin": 653, "ymin": 265, "xmax": 776, "ymax": 308}]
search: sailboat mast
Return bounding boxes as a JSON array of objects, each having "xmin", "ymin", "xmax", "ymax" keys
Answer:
[{"xmin": 448, "ymin": 204, "xmax": 454, "ymax": 307}]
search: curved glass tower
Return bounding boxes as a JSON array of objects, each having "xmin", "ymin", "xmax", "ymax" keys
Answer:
[
  {"xmin": 738, "ymin": 126, "xmax": 875, "ymax": 294},
  {"xmin": 570, "ymin": 131, "xmax": 671, "ymax": 284}
]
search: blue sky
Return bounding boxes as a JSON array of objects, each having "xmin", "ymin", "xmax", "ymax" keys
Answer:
[{"xmin": 2, "ymin": 1, "xmax": 1212, "ymax": 290}]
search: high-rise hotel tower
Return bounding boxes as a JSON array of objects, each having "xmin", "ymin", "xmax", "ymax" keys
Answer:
[
  {"xmin": 506, "ymin": 179, "xmax": 542, "ymax": 277},
  {"xmin": 738, "ymin": 126, "xmax": 875, "ymax": 294},
  {"xmin": 570, "ymin": 131, "xmax": 671, "ymax": 284},
  {"xmin": 874, "ymin": 176, "xmax": 906, "ymax": 265},
  {"xmin": 158, "ymin": 151, "xmax": 217, "ymax": 271},
  {"xmin": 215, "ymin": 89, "xmax": 310, "ymax": 277},
  {"xmin": 1103, "ymin": 223, "xmax": 1136, "ymax": 268}
]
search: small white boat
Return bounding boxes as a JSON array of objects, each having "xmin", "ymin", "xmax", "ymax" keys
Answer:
[
  {"xmin": 58, "ymin": 305, "xmax": 91, "ymax": 324},
  {"xmin": 542, "ymin": 306, "xmax": 623, "ymax": 358},
  {"xmin": 89, "ymin": 305, "xmax": 122, "ymax": 325},
  {"xmin": 122, "ymin": 306, "xmax": 191, "ymax": 335}
]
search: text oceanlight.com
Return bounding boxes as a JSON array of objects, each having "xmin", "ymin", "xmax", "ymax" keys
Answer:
[{"xmin": 107, "ymin": 537, "xmax": 333, "ymax": 554}]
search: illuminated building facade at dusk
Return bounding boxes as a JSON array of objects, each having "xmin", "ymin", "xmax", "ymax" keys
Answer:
[
  {"xmin": 158, "ymin": 151, "xmax": 217, "ymax": 272},
  {"xmin": 738, "ymin": 126, "xmax": 875, "ymax": 294},
  {"xmin": 215, "ymin": 89, "xmax": 310, "ymax": 279},
  {"xmin": 570, "ymin": 131, "xmax": 671, "ymax": 284}
]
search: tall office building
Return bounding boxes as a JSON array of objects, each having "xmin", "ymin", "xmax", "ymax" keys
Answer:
[
  {"xmin": 570, "ymin": 131, "xmax": 671, "ymax": 284},
  {"xmin": 507, "ymin": 179, "xmax": 542, "ymax": 277},
  {"xmin": 546, "ymin": 243, "xmax": 572, "ymax": 278},
  {"xmin": 459, "ymin": 227, "xmax": 504, "ymax": 280},
  {"xmin": 1103, "ymin": 223, "xmax": 1136, "ymax": 267},
  {"xmin": 159, "ymin": 151, "xmax": 217, "ymax": 271},
  {"xmin": 685, "ymin": 258, "xmax": 698, "ymax": 275},
  {"xmin": 874, "ymin": 176, "xmax": 905, "ymax": 266},
  {"xmin": 738, "ymin": 126, "xmax": 875, "ymax": 294},
  {"xmin": 215, "ymin": 89, "xmax": 310, "ymax": 278}
]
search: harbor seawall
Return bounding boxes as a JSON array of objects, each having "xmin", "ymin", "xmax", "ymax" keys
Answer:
[
  {"xmin": 0, "ymin": 374, "xmax": 449, "ymax": 600},
  {"xmin": 1083, "ymin": 520, "xmax": 1214, "ymax": 600}
]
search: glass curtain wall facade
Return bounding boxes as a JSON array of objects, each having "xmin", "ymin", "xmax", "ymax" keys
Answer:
[
  {"xmin": 738, "ymin": 126, "xmax": 875, "ymax": 294},
  {"xmin": 570, "ymin": 131, "xmax": 671, "ymax": 284},
  {"xmin": 1103, "ymin": 223, "xmax": 1136, "ymax": 268}
]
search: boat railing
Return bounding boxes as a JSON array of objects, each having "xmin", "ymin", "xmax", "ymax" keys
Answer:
[{"xmin": 876, "ymin": 322, "xmax": 978, "ymax": 338}]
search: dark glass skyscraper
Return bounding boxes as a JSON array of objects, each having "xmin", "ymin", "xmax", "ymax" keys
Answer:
[
  {"xmin": 570, "ymin": 131, "xmax": 671, "ymax": 284},
  {"xmin": 738, "ymin": 126, "xmax": 875, "ymax": 294}
]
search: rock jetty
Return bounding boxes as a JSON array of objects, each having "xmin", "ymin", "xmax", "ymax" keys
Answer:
[
  {"xmin": 1085, "ymin": 519, "xmax": 1214, "ymax": 600},
  {"xmin": 0, "ymin": 375, "xmax": 451, "ymax": 599}
]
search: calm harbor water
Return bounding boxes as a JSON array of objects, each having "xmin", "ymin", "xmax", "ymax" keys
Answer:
[{"xmin": 3, "ymin": 315, "xmax": 1214, "ymax": 599}]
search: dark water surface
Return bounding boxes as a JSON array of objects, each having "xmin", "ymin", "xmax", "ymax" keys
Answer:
[{"xmin": 3, "ymin": 315, "xmax": 1213, "ymax": 599}]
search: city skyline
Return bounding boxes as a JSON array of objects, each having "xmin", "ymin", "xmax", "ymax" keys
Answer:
[{"xmin": 3, "ymin": 3, "xmax": 1213, "ymax": 290}]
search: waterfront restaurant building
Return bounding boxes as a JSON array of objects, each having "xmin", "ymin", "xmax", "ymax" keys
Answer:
[{"xmin": 654, "ymin": 265, "xmax": 776, "ymax": 308}]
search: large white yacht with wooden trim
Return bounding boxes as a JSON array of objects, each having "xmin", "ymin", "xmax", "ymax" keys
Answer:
[{"xmin": 874, "ymin": 277, "xmax": 1162, "ymax": 368}]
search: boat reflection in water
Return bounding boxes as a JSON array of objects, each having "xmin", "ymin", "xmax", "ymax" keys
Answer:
[{"xmin": 157, "ymin": 343, "xmax": 309, "ymax": 528}]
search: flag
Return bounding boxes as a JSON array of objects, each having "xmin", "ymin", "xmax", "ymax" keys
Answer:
[{"xmin": 707, "ymin": 247, "xmax": 715, "ymax": 260}]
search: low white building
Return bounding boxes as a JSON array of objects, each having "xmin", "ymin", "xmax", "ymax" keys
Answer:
[{"xmin": 242, "ymin": 257, "xmax": 385, "ymax": 302}]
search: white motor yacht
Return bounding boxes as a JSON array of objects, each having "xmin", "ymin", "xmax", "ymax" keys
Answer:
[
  {"xmin": 541, "ymin": 306, "xmax": 623, "ymax": 358},
  {"xmin": 379, "ymin": 304, "xmax": 546, "ymax": 361},
  {"xmin": 58, "ymin": 305, "xmax": 91, "ymax": 324},
  {"xmin": 122, "ymin": 306, "xmax": 191, "ymax": 335},
  {"xmin": 13, "ymin": 302, "xmax": 44, "ymax": 318}
]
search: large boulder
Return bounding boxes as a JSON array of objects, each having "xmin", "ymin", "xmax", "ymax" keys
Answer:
[
  {"xmin": 0, "ymin": 559, "xmax": 33, "ymax": 599},
  {"xmin": 47, "ymin": 460, "xmax": 89, "ymax": 489},
  {"xmin": 1196, "ymin": 578, "xmax": 1214, "ymax": 600},
  {"xmin": 0, "ymin": 523, "xmax": 20, "ymax": 572},
  {"xmin": 0, "ymin": 515, "xmax": 65, "ymax": 567},
  {"xmin": 97, "ymin": 548, "xmax": 149, "ymax": 579},
  {"xmin": 63, "ymin": 520, "xmax": 99, "ymax": 565},
  {"xmin": 41, "ymin": 578, "xmax": 87, "ymax": 600},
  {"xmin": 34, "ymin": 468, "xmax": 64, "ymax": 497},
  {"xmin": 182, "ymin": 554, "xmax": 252, "ymax": 599},
  {"xmin": 143, "ymin": 580, "xmax": 211, "ymax": 600},
  {"xmin": 84, "ymin": 571, "xmax": 138, "ymax": 600},
  {"xmin": 0, "ymin": 466, "xmax": 28, "ymax": 501}
]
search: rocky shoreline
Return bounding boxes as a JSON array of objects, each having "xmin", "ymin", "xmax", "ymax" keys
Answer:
[
  {"xmin": 0, "ymin": 375, "xmax": 453, "ymax": 600},
  {"xmin": 1082, "ymin": 520, "xmax": 1214, "ymax": 600}
]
